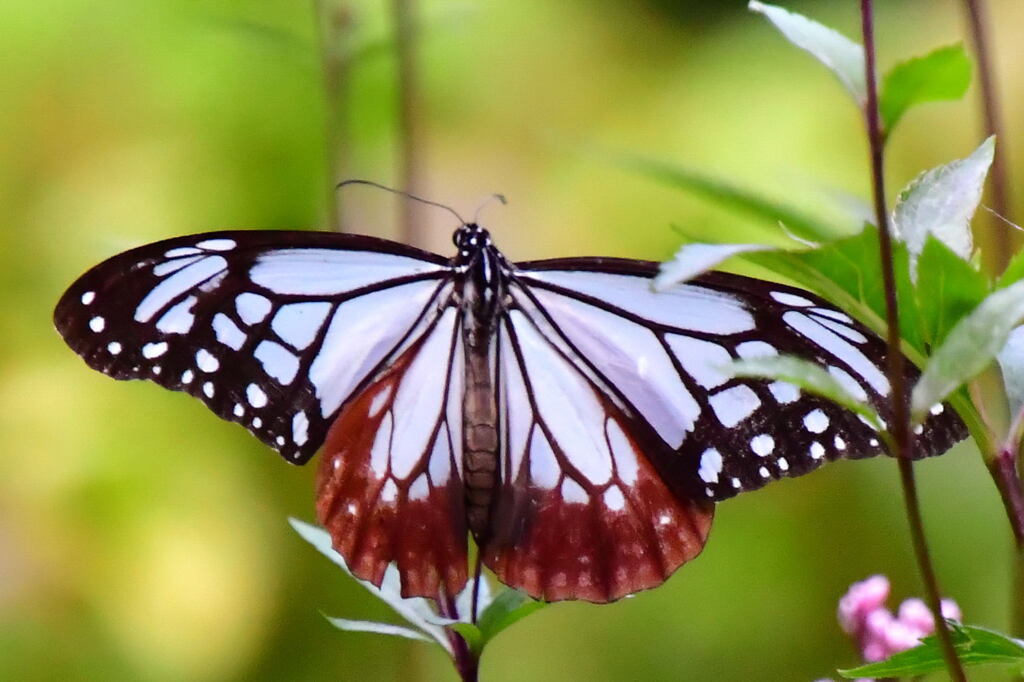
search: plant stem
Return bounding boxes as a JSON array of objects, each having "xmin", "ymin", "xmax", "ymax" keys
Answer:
[
  {"xmin": 392, "ymin": 0, "xmax": 423, "ymax": 244},
  {"xmin": 859, "ymin": 3, "xmax": 967, "ymax": 680},
  {"xmin": 314, "ymin": 0, "xmax": 353, "ymax": 232},
  {"xmin": 961, "ymin": 0, "xmax": 1014, "ymax": 274},
  {"xmin": 439, "ymin": 594, "xmax": 479, "ymax": 682}
]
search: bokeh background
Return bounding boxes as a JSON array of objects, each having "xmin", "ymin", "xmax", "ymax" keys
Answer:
[{"xmin": 4, "ymin": 0, "xmax": 1023, "ymax": 679}]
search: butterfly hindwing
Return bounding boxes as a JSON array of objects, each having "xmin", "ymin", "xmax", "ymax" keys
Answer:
[
  {"xmin": 316, "ymin": 308, "xmax": 468, "ymax": 598},
  {"xmin": 53, "ymin": 230, "xmax": 453, "ymax": 463},
  {"xmin": 513, "ymin": 258, "xmax": 966, "ymax": 502},
  {"xmin": 481, "ymin": 309, "xmax": 714, "ymax": 602}
]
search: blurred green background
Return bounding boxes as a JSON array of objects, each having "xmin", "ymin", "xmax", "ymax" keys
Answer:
[{"xmin": 3, "ymin": 0, "xmax": 1023, "ymax": 679}]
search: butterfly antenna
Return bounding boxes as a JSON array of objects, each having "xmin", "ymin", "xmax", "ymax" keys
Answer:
[
  {"xmin": 473, "ymin": 193, "xmax": 507, "ymax": 225},
  {"xmin": 337, "ymin": 179, "xmax": 467, "ymax": 225}
]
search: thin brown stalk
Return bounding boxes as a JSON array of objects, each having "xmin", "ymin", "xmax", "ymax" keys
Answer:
[
  {"xmin": 314, "ymin": 0, "xmax": 354, "ymax": 232},
  {"xmin": 438, "ymin": 593, "xmax": 479, "ymax": 682},
  {"xmin": 860, "ymin": 2, "xmax": 967, "ymax": 680},
  {"xmin": 961, "ymin": 0, "xmax": 1014, "ymax": 273},
  {"xmin": 392, "ymin": 0, "xmax": 423, "ymax": 244}
]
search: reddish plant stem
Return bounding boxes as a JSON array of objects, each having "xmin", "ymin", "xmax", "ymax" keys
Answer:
[
  {"xmin": 961, "ymin": 0, "xmax": 1014, "ymax": 273},
  {"xmin": 860, "ymin": 3, "xmax": 967, "ymax": 680},
  {"xmin": 438, "ymin": 594, "xmax": 479, "ymax": 682}
]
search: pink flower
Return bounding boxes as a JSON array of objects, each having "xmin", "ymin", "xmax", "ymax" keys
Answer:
[{"xmin": 836, "ymin": 575, "xmax": 961, "ymax": 664}]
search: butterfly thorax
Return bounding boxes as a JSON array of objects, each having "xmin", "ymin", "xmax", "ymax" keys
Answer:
[{"xmin": 453, "ymin": 224, "xmax": 508, "ymax": 537}]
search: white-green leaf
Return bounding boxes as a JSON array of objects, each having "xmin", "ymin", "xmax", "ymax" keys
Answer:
[
  {"xmin": 880, "ymin": 44, "xmax": 972, "ymax": 135},
  {"xmin": 289, "ymin": 518, "xmax": 452, "ymax": 653},
  {"xmin": 912, "ymin": 280, "xmax": 1024, "ymax": 423},
  {"xmin": 748, "ymin": 1, "xmax": 865, "ymax": 105},
  {"xmin": 726, "ymin": 355, "xmax": 883, "ymax": 429},
  {"xmin": 653, "ymin": 243, "xmax": 773, "ymax": 292},
  {"xmin": 998, "ymin": 326, "xmax": 1024, "ymax": 419},
  {"xmin": 455, "ymin": 574, "xmax": 494, "ymax": 624},
  {"xmin": 323, "ymin": 617, "xmax": 437, "ymax": 644},
  {"xmin": 892, "ymin": 137, "xmax": 994, "ymax": 275}
]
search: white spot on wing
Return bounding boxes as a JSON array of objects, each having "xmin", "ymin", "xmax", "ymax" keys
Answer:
[
  {"xmin": 835, "ymin": 435, "xmax": 846, "ymax": 450},
  {"xmin": 810, "ymin": 441, "xmax": 825, "ymax": 459},
  {"xmin": 292, "ymin": 411, "xmax": 309, "ymax": 447},
  {"xmin": 107, "ymin": 341, "xmax": 121, "ymax": 355},
  {"xmin": 212, "ymin": 313, "xmax": 246, "ymax": 350},
  {"xmin": 254, "ymin": 341, "xmax": 299, "ymax": 385},
  {"xmin": 561, "ymin": 478, "xmax": 589, "ymax": 504},
  {"xmin": 803, "ymin": 409, "xmax": 829, "ymax": 434},
  {"xmin": 271, "ymin": 302, "xmax": 332, "ymax": 350},
  {"xmin": 165, "ymin": 246, "xmax": 202, "ymax": 258},
  {"xmin": 666, "ymin": 334, "xmax": 733, "ymax": 389},
  {"xmin": 89, "ymin": 316, "xmax": 105, "ymax": 332},
  {"xmin": 181, "ymin": 369, "xmax": 194, "ymax": 384},
  {"xmin": 771, "ymin": 291, "xmax": 814, "ymax": 307},
  {"xmin": 155, "ymin": 296, "xmax": 197, "ymax": 334},
  {"xmin": 709, "ymin": 385, "xmax": 761, "ymax": 427},
  {"xmin": 778, "ymin": 457, "xmax": 789, "ymax": 471},
  {"xmin": 750, "ymin": 434, "xmax": 774, "ymax": 457},
  {"xmin": 196, "ymin": 348, "xmax": 219, "ymax": 373},
  {"xmin": 143, "ymin": 341, "xmax": 168, "ymax": 359},
  {"xmin": 246, "ymin": 383, "xmax": 268, "ymax": 408},
  {"xmin": 81, "ymin": 291, "xmax": 95, "ymax": 305},
  {"xmin": 603, "ymin": 486, "xmax": 626, "ymax": 511},
  {"xmin": 930, "ymin": 404, "xmax": 944, "ymax": 416},
  {"xmin": 736, "ymin": 341, "xmax": 778, "ymax": 359},
  {"xmin": 769, "ymin": 381, "xmax": 800, "ymax": 404},
  {"xmin": 235, "ymin": 293, "xmax": 272, "ymax": 326},
  {"xmin": 380, "ymin": 479, "xmax": 399, "ymax": 503},
  {"xmin": 233, "ymin": 403, "xmax": 244, "ymax": 417},
  {"xmin": 758, "ymin": 466, "xmax": 770, "ymax": 478},
  {"xmin": 202, "ymin": 381, "xmax": 215, "ymax": 398},
  {"xmin": 197, "ymin": 238, "xmax": 236, "ymax": 251},
  {"xmin": 409, "ymin": 475, "xmax": 430, "ymax": 501},
  {"xmin": 698, "ymin": 448, "xmax": 723, "ymax": 483}
]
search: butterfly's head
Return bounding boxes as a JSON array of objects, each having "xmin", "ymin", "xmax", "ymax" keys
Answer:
[{"xmin": 453, "ymin": 223, "xmax": 492, "ymax": 258}]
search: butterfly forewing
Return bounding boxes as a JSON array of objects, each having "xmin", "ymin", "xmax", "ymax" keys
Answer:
[
  {"xmin": 53, "ymin": 231, "xmax": 453, "ymax": 463},
  {"xmin": 512, "ymin": 258, "xmax": 966, "ymax": 502}
]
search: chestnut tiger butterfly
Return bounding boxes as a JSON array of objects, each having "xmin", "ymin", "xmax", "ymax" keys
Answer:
[{"xmin": 53, "ymin": 222, "xmax": 965, "ymax": 602}]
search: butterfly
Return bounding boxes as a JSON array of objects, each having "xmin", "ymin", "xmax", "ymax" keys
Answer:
[{"xmin": 53, "ymin": 224, "xmax": 966, "ymax": 603}]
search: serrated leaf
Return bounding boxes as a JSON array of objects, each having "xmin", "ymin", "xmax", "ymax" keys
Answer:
[
  {"xmin": 748, "ymin": 1, "xmax": 865, "ymax": 105},
  {"xmin": 476, "ymin": 589, "xmax": 546, "ymax": 648},
  {"xmin": 617, "ymin": 154, "xmax": 839, "ymax": 242},
  {"xmin": 289, "ymin": 518, "xmax": 452, "ymax": 653},
  {"xmin": 914, "ymin": 235, "xmax": 990, "ymax": 346},
  {"xmin": 654, "ymin": 243, "xmax": 774, "ymax": 291},
  {"xmin": 323, "ymin": 616, "xmax": 437, "ymax": 643},
  {"xmin": 880, "ymin": 44, "xmax": 972, "ymax": 135},
  {"xmin": 911, "ymin": 279, "xmax": 1024, "ymax": 423},
  {"xmin": 727, "ymin": 355, "xmax": 884, "ymax": 430},
  {"xmin": 839, "ymin": 622, "xmax": 1024, "ymax": 678},
  {"xmin": 892, "ymin": 137, "xmax": 994, "ymax": 275}
]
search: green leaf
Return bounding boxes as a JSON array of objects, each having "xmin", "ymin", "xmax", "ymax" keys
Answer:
[
  {"xmin": 914, "ymin": 235, "xmax": 990, "ymax": 346},
  {"xmin": 880, "ymin": 44, "xmax": 972, "ymax": 135},
  {"xmin": 746, "ymin": 224, "xmax": 925, "ymax": 354},
  {"xmin": 654, "ymin": 243, "xmax": 773, "ymax": 291},
  {"xmin": 727, "ymin": 355, "xmax": 884, "ymax": 431},
  {"xmin": 289, "ymin": 519, "xmax": 452, "ymax": 653},
  {"xmin": 617, "ymin": 154, "xmax": 840, "ymax": 242},
  {"xmin": 476, "ymin": 589, "xmax": 546, "ymax": 648},
  {"xmin": 911, "ymin": 279, "xmax": 1024, "ymax": 423},
  {"xmin": 997, "ymin": 248, "xmax": 1024, "ymax": 289},
  {"xmin": 892, "ymin": 137, "xmax": 994, "ymax": 274},
  {"xmin": 323, "ymin": 616, "xmax": 437, "ymax": 644},
  {"xmin": 748, "ymin": 1, "xmax": 865, "ymax": 105},
  {"xmin": 839, "ymin": 623, "xmax": 1024, "ymax": 678}
]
